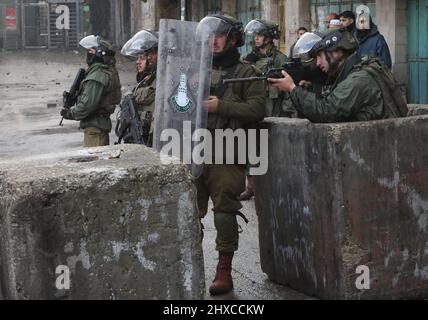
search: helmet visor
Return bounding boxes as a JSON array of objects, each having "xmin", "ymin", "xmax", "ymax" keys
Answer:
[
  {"xmin": 79, "ymin": 35, "xmax": 99, "ymax": 49},
  {"xmin": 121, "ymin": 30, "xmax": 158, "ymax": 57},
  {"xmin": 292, "ymin": 32, "xmax": 322, "ymax": 59},
  {"xmin": 196, "ymin": 16, "xmax": 233, "ymax": 42},
  {"xmin": 244, "ymin": 20, "xmax": 266, "ymax": 35}
]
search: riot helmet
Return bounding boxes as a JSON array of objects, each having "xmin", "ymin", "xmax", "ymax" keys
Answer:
[
  {"xmin": 244, "ymin": 19, "xmax": 280, "ymax": 41},
  {"xmin": 196, "ymin": 14, "xmax": 245, "ymax": 48},
  {"xmin": 292, "ymin": 32, "xmax": 322, "ymax": 60},
  {"xmin": 121, "ymin": 30, "xmax": 159, "ymax": 58},
  {"xmin": 308, "ymin": 29, "xmax": 358, "ymax": 58},
  {"xmin": 79, "ymin": 35, "xmax": 115, "ymax": 58}
]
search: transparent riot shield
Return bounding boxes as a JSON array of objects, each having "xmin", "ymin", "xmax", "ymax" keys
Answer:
[{"xmin": 153, "ymin": 19, "xmax": 213, "ymax": 178}]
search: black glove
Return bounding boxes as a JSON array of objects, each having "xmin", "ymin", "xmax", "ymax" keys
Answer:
[{"xmin": 60, "ymin": 108, "xmax": 73, "ymax": 120}]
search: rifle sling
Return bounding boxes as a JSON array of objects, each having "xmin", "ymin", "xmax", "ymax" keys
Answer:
[{"xmin": 212, "ymin": 65, "xmax": 238, "ymax": 99}]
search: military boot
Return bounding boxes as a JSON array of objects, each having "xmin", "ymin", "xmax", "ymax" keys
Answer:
[
  {"xmin": 238, "ymin": 176, "xmax": 254, "ymax": 201},
  {"xmin": 209, "ymin": 252, "xmax": 234, "ymax": 295}
]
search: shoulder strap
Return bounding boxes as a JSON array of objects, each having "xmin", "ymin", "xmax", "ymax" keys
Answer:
[{"xmin": 212, "ymin": 64, "xmax": 238, "ymax": 99}]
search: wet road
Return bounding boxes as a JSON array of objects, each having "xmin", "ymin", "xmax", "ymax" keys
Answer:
[
  {"xmin": 0, "ymin": 50, "xmax": 136, "ymax": 158},
  {"xmin": 0, "ymin": 50, "xmax": 311, "ymax": 300}
]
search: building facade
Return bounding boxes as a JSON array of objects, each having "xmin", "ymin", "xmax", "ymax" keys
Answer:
[
  {"xmin": 0, "ymin": 0, "xmax": 132, "ymax": 50},
  {"xmin": 1, "ymin": 0, "xmax": 426, "ymax": 103}
]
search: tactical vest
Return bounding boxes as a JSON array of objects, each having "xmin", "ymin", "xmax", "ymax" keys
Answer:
[
  {"xmin": 255, "ymin": 47, "xmax": 288, "ymax": 116},
  {"xmin": 134, "ymin": 78, "xmax": 156, "ymax": 146},
  {"xmin": 134, "ymin": 77, "xmax": 156, "ymax": 114},
  {"xmin": 209, "ymin": 62, "xmax": 263, "ymax": 131},
  {"xmin": 83, "ymin": 63, "xmax": 122, "ymax": 116}
]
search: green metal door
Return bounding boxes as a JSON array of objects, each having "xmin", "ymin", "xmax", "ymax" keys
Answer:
[{"xmin": 408, "ymin": 0, "xmax": 428, "ymax": 103}]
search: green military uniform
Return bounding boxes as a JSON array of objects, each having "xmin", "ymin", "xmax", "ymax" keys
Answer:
[
  {"xmin": 196, "ymin": 59, "xmax": 265, "ymax": 252},
  {"xmin": 290, "ymin": 54, "xmax": 386, "ymax": 123},
  {"xmin": 70, "ymin": 61, "xmax": 122, "ymax": 147},
  {"xmin": 134, "ymin": 73, "xmax": 156, "ymax": 147},
  {"xmin": 253, "ymin": 46, "xmax": 288, "ymax": 117}
]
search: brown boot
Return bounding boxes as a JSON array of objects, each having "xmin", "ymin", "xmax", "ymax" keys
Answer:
[
  {"xmin": 238, "ymin": 176, "xmax": 254, "ymax": 201},
  {"xmin": 209, "ymin": 252, "xmax": 234, "ymax": 295}
]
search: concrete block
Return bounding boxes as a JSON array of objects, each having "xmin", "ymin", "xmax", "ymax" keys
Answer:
[
  {"xmin": 255, "ymin": 116, "xmax": 428, "ymax": 299},
  {"xmin": 408, "ymin": 105, "xmax": 428, "ymax": 116},
  {"xmin": 0, "ymin": 145, "xmax": 204, "ymax": 300}
]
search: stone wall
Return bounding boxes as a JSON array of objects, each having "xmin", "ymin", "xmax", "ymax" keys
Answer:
[
  {"xmin": 255, "ymin": 116, "xmax": 428, "ymax": 299},
  {"xmin": 0, "ymin": 145, "xmax": 204, "ymax": 300}
]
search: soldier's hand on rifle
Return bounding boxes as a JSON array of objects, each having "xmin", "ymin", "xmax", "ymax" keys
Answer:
[
  {"xmin": 299, "ymin": 80, "xmax": 312, "ymax": 89},
  {"xmin": 268, "ymin": 71, "xmax": 296, "ymax": 93},
  {"xmin": 203, "ymin": 96, "xmax": 219, "ymax": 113},
  {"xmin": 60, "ymin": 108, "xmax": 73, "ymax": 120}
]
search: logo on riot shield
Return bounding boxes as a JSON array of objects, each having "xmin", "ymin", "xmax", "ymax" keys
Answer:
[
  {"xmin": 154, "ymin": 19, "xmax": 213, "ymax": 178},
  {"xmin": 168, "ymin": 73, "xmax": 195, "ymax": 113}
]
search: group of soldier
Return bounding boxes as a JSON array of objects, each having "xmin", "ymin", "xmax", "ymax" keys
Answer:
[{"xmin": 59, "ymin": 10, "xmax": 407, "ymax": 296}]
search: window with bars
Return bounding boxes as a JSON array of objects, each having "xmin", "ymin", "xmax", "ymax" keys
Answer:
[{"xmin": 311, "ymin": 0, "xmax": 376, "ymax": 32}]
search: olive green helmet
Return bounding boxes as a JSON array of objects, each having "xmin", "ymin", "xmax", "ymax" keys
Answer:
[{"xmin": 309, "ymin": 29, "xmax": 358, "ymax": 57}]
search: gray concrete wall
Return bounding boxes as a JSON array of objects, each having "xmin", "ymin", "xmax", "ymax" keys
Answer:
[
  {"xmin": 408, "ymin": 104, "xmax": 428, "ymax": 116},
  {"xmin": 0, "ymin": 145, "xmax": 204, "ymax": 300},
  {"xmin": 255, "ymin": 116, "xmax": 428, "ymax": 299},
  {"xmin": 138, "ymin": 0, "xmax": 157, "ymax": 30}
]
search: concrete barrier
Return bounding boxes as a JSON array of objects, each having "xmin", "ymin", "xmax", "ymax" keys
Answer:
[
  {"xmin": 408, "ymin": 104, "xmax": 428, "ymax": 116},
  {"xmin": 0, "ymin": 145, "xmax": 204, "ymax": 300},
  {"xmin": 255, "ymin": 116, "xmax": 428, "ymax": 299}
]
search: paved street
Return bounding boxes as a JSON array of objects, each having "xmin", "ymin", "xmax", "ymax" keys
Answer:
[
  {"xmin": 0, "ymin": 50, "xmax": 311, "ymax": 300},
  {"xmin": 203, "ymin": 199, "xmax": 313, "ymax": 300}
]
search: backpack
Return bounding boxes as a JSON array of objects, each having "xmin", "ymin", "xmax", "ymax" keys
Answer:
[{"xmin": 355, "ymin": 57, "xmax": 408, "ymax": 118}]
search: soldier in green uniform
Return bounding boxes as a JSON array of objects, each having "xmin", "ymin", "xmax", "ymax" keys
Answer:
[
  {"xmin": 268, "ymin": 29, "xmax": 407, "ymax": 122},
  {"xmin": 196, "ymin": 15, "xmax": 266, "ymax": 295},
  {"xmin": 121, "ymin": 30, "xmax": 159, "ymax": 147},
  {"xmin": 239, "ymin": 19, "xmax": 288, "ymax": 201},
  {"xmin": 244, "ymin": 19, "xmax": 288, "ymax": 117},
  {"xmin": 61, "ymin": 35, "xmax": 122, "ymax": 147}
]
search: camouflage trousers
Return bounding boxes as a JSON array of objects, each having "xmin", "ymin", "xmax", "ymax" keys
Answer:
[
  {"xmin": 84, "ymin": 127, "xmax": 110, "ymax": 148},
  {"xmin": 195, "ymin": 164, "xmax": 246, "ymax": 252}
]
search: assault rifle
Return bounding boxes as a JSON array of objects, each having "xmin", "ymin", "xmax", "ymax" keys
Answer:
[
  {"xmin": 223, "ymin": 58, "xmax": 326, "ymax": 86},
  {"xmin": 115, "ymin": 93, "xmax": 147, "ymax": 145},
  {"xmin": 59, "ymin": 68, "xmax": 86, "ymax": 126}
]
